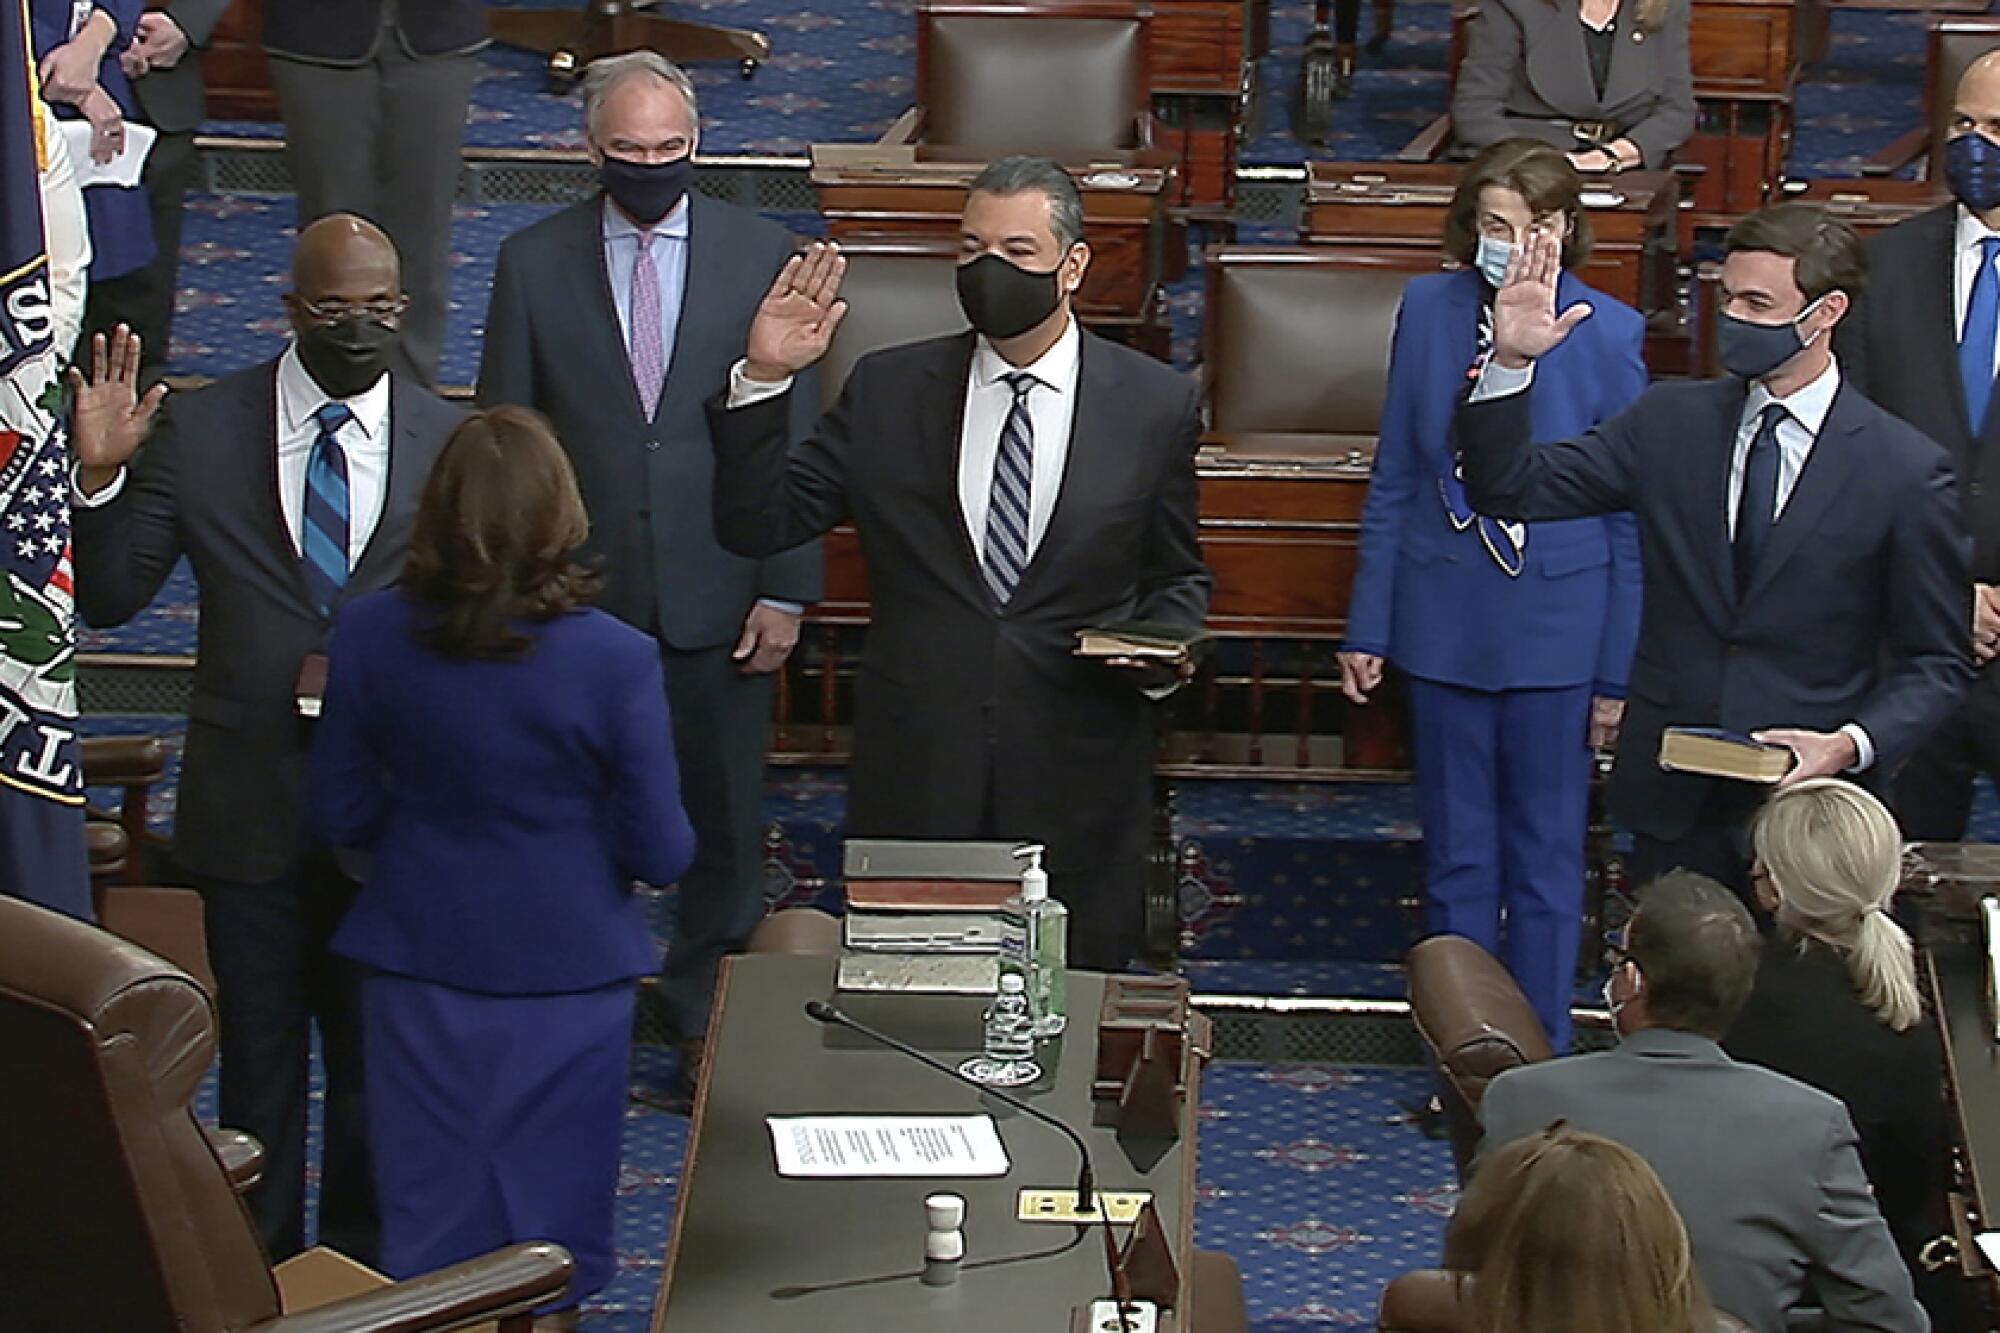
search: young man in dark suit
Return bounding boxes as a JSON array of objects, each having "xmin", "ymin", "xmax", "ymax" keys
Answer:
[
  {"xmin": 477, "ymin": 53, "xmax": 820, "ymax": 1088},
  {"xmin": 66, "ymin": 215, "xmax": 463, "ymax": 1265},
  {"xmin": 1840, "ymin": 51, "xmax": 2000, "ymax": 843},
  {"xmin": 1459, "ymin": 202, "xmax": 1971, "ymax": 899},
  {"xmin": 706, "ymin": 155, "xmax": 1212, "ymax": 972}
]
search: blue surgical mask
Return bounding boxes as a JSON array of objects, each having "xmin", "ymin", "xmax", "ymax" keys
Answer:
[
  {"xmin": 1475, "ymin": 234, "xmax": 1516, "ymax": 289},
  {"xmin": 1947, "ymin": 131, "xmax": 2000, "ymax": 215}
]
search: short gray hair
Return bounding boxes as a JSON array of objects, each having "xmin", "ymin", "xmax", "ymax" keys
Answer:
[
  {"xmin": 969, "ymin": 155, "xmax": 1085, "ymax": 250},
  {"xmin": 580, "ymin": 52, "xmax": 699, "ymax": 141}
]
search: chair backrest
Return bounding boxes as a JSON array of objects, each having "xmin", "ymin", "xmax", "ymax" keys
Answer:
[
  {"xmin": 1204, "ymin": 248, "xmax": 1438, "ymax": 437},
  {"xmin": 1404, "ymin": 934, "xmax": 1554, "ymax": 1178},
  {"xmin": 0, "ymin": 897, "xmax": 280, "ymax": 1329},
  {"xmin": 918, "ymin": 1, "xmax": 1150, "ymax": 156},
  {"xmin": 746, "ymin": 906, "xmax": 844, "ymax": 956},
  {"xmin": 1926, "ymin": 19, "xmax": 2000, "ymax": 178},
  {"xmin": 820, "ymin": 238, "xmax": 969, "ymax": 410}
]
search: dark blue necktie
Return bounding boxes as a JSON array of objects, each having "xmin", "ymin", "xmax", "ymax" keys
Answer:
[
  {"xmin": 1964, "ymin": 236, "xmax": 2000, "ymax": 432},
  {"xmin": 1733, "ymin": 402, "xmax": 1787, "ymax": 593},
  {"xmin": 982, "ymin": 372, "xmax": 1037, "ymax": 606},
  {"xmin": 302, "ymin": 402, "xmax": 352, "ymax": 615}
]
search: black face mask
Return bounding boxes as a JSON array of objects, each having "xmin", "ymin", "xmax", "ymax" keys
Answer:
[
  {"xmin": 600, "ymin": 154, "xmax": 694, "ymax": 226},
  {"xmin": 295, "ymin": 316, "xmax": 398, "ymax": 399},
  {"xmin": 955, "ymin": 253, "xmax": 1066, "ymax": 341},
  {"xmin": 1716, "ymin": 297, "xmax": 1827, "ymax": 382}
]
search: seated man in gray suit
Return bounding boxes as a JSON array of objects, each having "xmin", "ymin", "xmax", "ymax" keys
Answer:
[{"xmin": 1479, "ymin": 874, "xmax": 1927, "ymax": 1333}]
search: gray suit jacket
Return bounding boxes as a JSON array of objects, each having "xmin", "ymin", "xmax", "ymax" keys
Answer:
[
  {"xmin": 72, "ymin": 362, "xmax": 461, "ymax": 883},
  {"xmin": 477, "ymin": 193, "xmax": 821, "ymax": 647},
  {"xmin": 1451, "ymin": 0, "xmax": 1696, "ymax": 168},
  {"xmin": 129, "ymin": 0, "xmax": 229, "ymax": 134},
  {"xmin": 1478, "ymin": 1030, "xmax": 1928, "ymax": 1333}
]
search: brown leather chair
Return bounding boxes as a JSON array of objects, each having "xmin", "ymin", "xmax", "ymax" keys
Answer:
[
  {"xmin": 1188, "ymin": 1249, "xmax": 1251, "ymax": 1333},
  {"xmin": 81, "ymin": 732, "xmax": 165, "ymax": 887},
  {"xmin": 86, "ymin": 819, "xmax": 130, "ymax": 883},
  {"xmin": 1378, "ymin": 1270, "xmax": 1756, "ymax": 1332},
  {"xmin": 0, "ymin": 895, "xmax": 572, "ymax": 1330},
  {"xmin": 1862, "ymin": 17, "xmax": 2000, "ymax": 178},
  {"xmin": 819, "ymin": 237, "xmax": 968, "ymax": 410},
  {"xmin": 913, "ymin": 0, "xmax": 1153, "ymax": 156},
  {"xmin": 1404, "ymin": 934, "xmax": 1554, "ymax": 1179},
  {"xmin": 745, "ymin": 905, "xmax": 844, "ymax": 955}
]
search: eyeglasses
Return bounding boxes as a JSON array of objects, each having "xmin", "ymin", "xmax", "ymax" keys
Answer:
[{"xmin": 296, "ymin": 295, "xmax": 410, "ymax": 324}]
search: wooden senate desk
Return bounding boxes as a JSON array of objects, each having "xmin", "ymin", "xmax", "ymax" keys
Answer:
[
  {"xmin": 652, "ymin": 955, "xmax": 1204, "ymax": 1331},
  {"xmin": 1301, "ymin": 162, "xmax": 1681, "ymax": 322},
  {"xmin": 1790, "ymin": 178, "xmax": 1948, "ymax": 240},
  {"xmin": 812, "ymin": 147, "xmax": 1177, "ymax": 329}
]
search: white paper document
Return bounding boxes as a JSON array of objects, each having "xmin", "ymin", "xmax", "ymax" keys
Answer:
[
  {"xmin": 1976, "ymin": 1231, "xmax": 2000, "ymax": 1273},
  {"xmin": 768, "ymin": 1115, "xmax": 1011, "ymax": 1178},
  {"xmin": 59, "ymin": 119, "xmax": 157, "ymax": 190}
]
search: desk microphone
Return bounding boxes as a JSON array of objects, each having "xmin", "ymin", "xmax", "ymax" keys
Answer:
[{"xmin": 802, "ymin": 999, "xmax": 1136, "ymax": 1329}]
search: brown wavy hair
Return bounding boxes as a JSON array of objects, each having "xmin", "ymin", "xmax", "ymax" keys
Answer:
[
  {"xmin": 1443, "ymin": 139, "xmax": 1594, "ymax": 271},
  {"xmin": 400, "ymin": 406, "xmax": 602, "ymax": 660},
  {"xmin": 1445, "ymin": 1124, "xmax": 1714, "ymax": 1333}
]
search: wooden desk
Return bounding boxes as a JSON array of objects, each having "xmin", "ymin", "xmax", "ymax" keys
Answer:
[
  {"xmin": 812, "ymin": 149, "xmax": 1175, "ymax": 327},
  {"xmin": 1791, "ymin": 178, "xmax": 1948, "ymax": 238},
  {"xmin": 1146, "ymin": 0, "xmax": 1265, "ymax": 214},
  {"xmin": 653, "ymin": 955, "xmax": 1203, "ymax": 1331},
  {"xmin": 1301, "ymin": 163, "xmax": 1680, "ymax": 319},
  {"xmin": 1683, "ymin": 0, "xmax": 1814, "ymax": 225}
]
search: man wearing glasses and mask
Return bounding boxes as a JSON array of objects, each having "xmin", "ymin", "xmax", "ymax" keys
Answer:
[{"xmin": 64, "ymin": 214, "xmax": 463, "ymax": 1266}]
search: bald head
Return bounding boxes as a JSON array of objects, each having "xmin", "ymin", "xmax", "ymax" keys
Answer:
[
  {"xmin": 291, "ymin": 214, "xmax": 401, "ymax": 307},
  {"xmin": 1954, "ymin": 50, "xmax": 2000, "ymax": 144}
]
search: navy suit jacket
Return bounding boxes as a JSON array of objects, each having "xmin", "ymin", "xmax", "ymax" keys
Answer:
[
  {"xmin": 263, "ymin": 0, "xmax": 487, "ymax": 63},
  {"xmin": 1345, "ymin": 268, "xmax": 1645, "ymax": 694},
  {"xmin": 309, "ymin": 592, "xmax": 695, "ymax": 995},
  {"xmin": 1458, "ymin": 369, "xmax": 1972, "ymax": 839}
]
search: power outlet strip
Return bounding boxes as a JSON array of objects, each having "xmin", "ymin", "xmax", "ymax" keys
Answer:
[
  {"xmin": 1083, "ymin": 1299, "xmax": 1159, "ymax": 1333},
  {"xmin": 1016, "ymin": 1188, "xmax": 1153, "ymax": 1224}
]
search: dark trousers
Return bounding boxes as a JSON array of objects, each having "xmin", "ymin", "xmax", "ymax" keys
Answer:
[
  {"xmin": 82, "ymin": 126, "xmax": 197, "ymax": 377},
  {"xmin": 656, "ymin": 642, "xmax": 776, "ymax": 1041},
  {"xmin": 268, "ymin": 28, "xmax": 478, "ymax": 386},
  {"xmin": 1628, "ymin": 790, "xmax": 1757, "ymax": 909},
  {"xmin": 1894, "ymin": 667, "xmax": 2000, "ymax": 841},
  {"xmin": 200, "ymin": 854, "xmax": 377, "ymax": 1264}
]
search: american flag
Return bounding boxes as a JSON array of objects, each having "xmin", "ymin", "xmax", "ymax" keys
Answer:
[{"xmin": 0, "ymin": 428, "xmax": 74, "ymax": 603}]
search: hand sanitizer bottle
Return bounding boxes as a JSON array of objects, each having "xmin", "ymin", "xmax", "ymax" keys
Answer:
[{"xmin": 1015, "ymin": 844, "xmax": 1068, "ymax": 1037}]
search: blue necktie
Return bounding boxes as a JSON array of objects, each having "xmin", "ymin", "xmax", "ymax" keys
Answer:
[
  {"xmin": 302, "ymin": 402, "xmax": 353, "ymax": 615},
  {"xmin": 1733, "ymin": 402, "xmax": 1786, "ymax": 593},
  {"xmin": 982, "ymin": 372, "xmax": 1038, "ymax": 606},
  {"xmin": 1963, "ymin": 236, "xmax": 2000, "ymax": 432}
]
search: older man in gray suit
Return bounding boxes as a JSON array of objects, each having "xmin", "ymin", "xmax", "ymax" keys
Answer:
[{"xmin": 1479, "ymin": 874, "xmax": 1927, "ymax": 1333}]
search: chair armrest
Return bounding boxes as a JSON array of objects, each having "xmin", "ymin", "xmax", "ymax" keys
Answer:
[
  {"xmin": 206, "ymin": 1127, "xmax": 265, "ymax": 1193},
  {"xmin": 254, "ymin": 1243, "xmax": 573, "ymax": 1333},
  {"xmin": 1396, "ymin": 113, "xmax": 1453, "ymax": 164},
  {"xmin": 1859, "ymin": 125, "xmax": 1928, "ymax": 178},
  {"xmin": 875, "ymin": 106, "xmax": 923, "ymax": 146},
  {"xmin": 79, "ymin": 735, "xmax": 166, "ymax": 787}
]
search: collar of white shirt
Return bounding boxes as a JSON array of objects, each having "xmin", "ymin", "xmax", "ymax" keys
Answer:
[
  {"xmin": 276, "ymin": 342, "xmax": 392, "ymax": 449},
  {"xmin": 1958, "ymin": 202, "xmax": 2000, "ymax": 259},
  {"xmin": 969, "ymin": 311, "xmax": 1082, "ymax": 397},
  {"xmin": 602, "ymin": 195, "xmax": 692, "ymax": 245},
  {"xmin": 1744, "ymin": 353, "xmax": 1841, "ymax": 438}
]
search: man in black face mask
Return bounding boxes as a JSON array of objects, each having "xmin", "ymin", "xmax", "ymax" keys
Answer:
[
  {"xmin": 64, "ymin": 213, "xmax": 463, "ymax": 1266},
  {"xmin": 479, "ymin": 52, "xmax": 819, "ymax": 1104},
  {"xmin": 1455, "ymin": 201, "xmax": 1970, "ymax": 904},
  {"xmin": 704, "ymin": 154, "xmax": 1211, "ymax": 972},
  {"xmin": 1841, "ymin": 52, "xmax": 2000, "ymax": 848}
]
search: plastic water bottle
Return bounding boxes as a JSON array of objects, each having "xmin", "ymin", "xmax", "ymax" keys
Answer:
[{"xmin": 958, "ymin": 972, "xmax": 1041, "ymax": 1087}]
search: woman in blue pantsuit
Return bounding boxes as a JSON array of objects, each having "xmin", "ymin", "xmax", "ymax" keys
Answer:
[
  {"xmin": 310, "ymin": 407, "xmax": 695, "ymax": 1321},
  {"xmin": 1339, "ymin": 139, "xmax": 1646, "ymax": 1051}
]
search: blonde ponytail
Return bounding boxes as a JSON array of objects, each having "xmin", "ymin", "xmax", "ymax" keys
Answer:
[{"xmin": 1848, "ymin": 906, "xmax": 1922, "ymax": 1032}]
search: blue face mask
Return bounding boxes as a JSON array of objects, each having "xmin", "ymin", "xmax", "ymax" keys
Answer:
[
  {"xmin": 1947, "ymin": 131, "xmax": 2000, "ymax": 215},
  {"xmin": 1475, "ymin": 234, "xmax": 1516, "ymax": 288},
  {"xmin": 1717, "ymin": 296, "xmax": 1828, "ymax": 382}
]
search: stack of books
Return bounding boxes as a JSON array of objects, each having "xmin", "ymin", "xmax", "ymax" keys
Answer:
[{"xmin": 836, "ymin": 839, "xmax": 1023, "ymax": 994}]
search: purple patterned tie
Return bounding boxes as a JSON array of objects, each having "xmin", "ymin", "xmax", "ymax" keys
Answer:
[{"xmin": 631, "ymin": 229, "xmax": 665, "ymax": 419}]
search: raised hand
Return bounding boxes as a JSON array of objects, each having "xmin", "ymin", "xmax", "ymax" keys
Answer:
[
  {"xmin": 68, "ymin": 326, "xmax": 167, "ymax": 494},
  {"xmin": 1490, "ymin": 229, "xmax": 1593, "ymax": 369},
  {"xmin": 744, "ymin": 242, "xmax": 847, "ymax": 382}
]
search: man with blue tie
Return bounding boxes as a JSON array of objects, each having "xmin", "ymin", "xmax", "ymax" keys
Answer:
[
  {"xmin": 65, "ymin": 215, "xmax": 462, "ymax": 1264},
  {"xmin": 477, "ymin": 53, "xmax": 820, "ymax": 1102},
  {"xmin": 1459, "ymin": 202, "xmax": 1971, "ymax": 900},
  {"xmin": 1840, "ymin": 52, "xmax": 2000, "ymax": 843}
]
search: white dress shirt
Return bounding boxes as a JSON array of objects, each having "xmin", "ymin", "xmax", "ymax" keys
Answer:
[
  {"xmin": 75, "ymin": 345, "xmax": 393, "ymax": 576},
  {"xmin": 1955, "ymin": 204, "xmax": 2000, "ymax": 384}
]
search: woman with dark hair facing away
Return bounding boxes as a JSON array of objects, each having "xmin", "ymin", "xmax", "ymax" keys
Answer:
[
  {"xmin": 1444, "ymin": 1124, "xmax": 1718, "ymax": 1332},
  {"xmin": 1340, "ymin": 139, "xmax": 1645, "ymax": 1053},
  {"xmin": 309, "ymin": 406, "xmax": 695, "ymax": 1327},
  {"xmin": 1451, "ymin": 0, "xmax": 1695, "ymax": 172},
  {"xmin": 1726, "ymin": 778, "xmax": 1966, "ymax": 1328}
]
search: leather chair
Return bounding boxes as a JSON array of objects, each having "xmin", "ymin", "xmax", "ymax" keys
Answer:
[
  {"xmin": 746, "ymin": 906, "xmax": 844, "ymax": 955},
  {"xmin": 87, "ymin": 819, "xmax": 130, "ymax": 883},
  {"xmin": 1378, "ymin": 1270, "xmax": 1756, "ymax": 1332},
  {"xmin": 0, "ymin": 895, "xmax": 573, "ymax": 1330},
  {"xmin": 81, "ymin": 733, "xmax": 165, "ymax": 887},
  {"xmin": 819, "ymin": 237, "xmax": 968, "ymax": 410},
  {"xmin": 910, "ymin": 0, "xmax": 1153, "ymax": 156},
  {"xmin": 1861, "ymin": 17, "xmax": 2000, "ymax": 178},
  {"xmin": 1404, "ymin": 934, "xmax": 1554, "ymax": 1179},
  {"xmin": 80, "ymin": 733, "xmax": 214, "ymax": 990},
  {"xmin": 1188, "ymin": 1249, "xmax": 1250, "ymax": 1333}
]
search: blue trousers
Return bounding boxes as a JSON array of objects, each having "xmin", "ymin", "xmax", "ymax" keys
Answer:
[
  {"xmin": 1407, "ymin": 677, "xmax": 1592, "ymax": 1051},
  {"xmin": 362, "ymin": 973, "xmax": 636, "ymax": 1308}
]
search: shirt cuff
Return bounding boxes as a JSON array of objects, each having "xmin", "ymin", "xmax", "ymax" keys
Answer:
[
  {"xmin": 1839, "ymin": 723, "xmax": 1876, "ymax": 773},
  {"xmin": 755, "ymin": 598, "xmax": 804, "ymax": 616},
  {"xmin": 727, "ymin": 360, "xmax": 795, "ymax": 409},
  {"xmin": 1469, "ymin": 360, "xmax": 1536, "ymax": 401},
  {"xmin": 71, "ymin": 463, "xmax": 125, "ymax": 508}
]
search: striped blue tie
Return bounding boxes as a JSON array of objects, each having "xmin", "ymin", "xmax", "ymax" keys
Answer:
[
  {"xmin": 982, "ymin": 372, "xmax": 1038, "ymax": 606},
  {"xmin": 302, "ymin": 402, "xmax": 352, "ymax": 615}
]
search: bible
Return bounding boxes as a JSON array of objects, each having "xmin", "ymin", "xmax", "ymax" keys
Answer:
[
  {"xmin": 1074, "ymin": 620, "xmax": 1214, "ymax": 667},
  {"xmin": 1657, "ymin": 727, "xmax": 1794, "ymax": 784}
]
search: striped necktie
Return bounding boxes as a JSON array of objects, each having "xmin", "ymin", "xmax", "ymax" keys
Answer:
[
  {"xmin": 982, "ymin": 372, "xmax": 1038, "ymax": 606},
  {"xmin": 302, "ymin": 402, "xmax": 353, "ymax": 615},
  {"xmin": 631, "ymin": 229, "xmax": 666, "ymax": 419}
]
